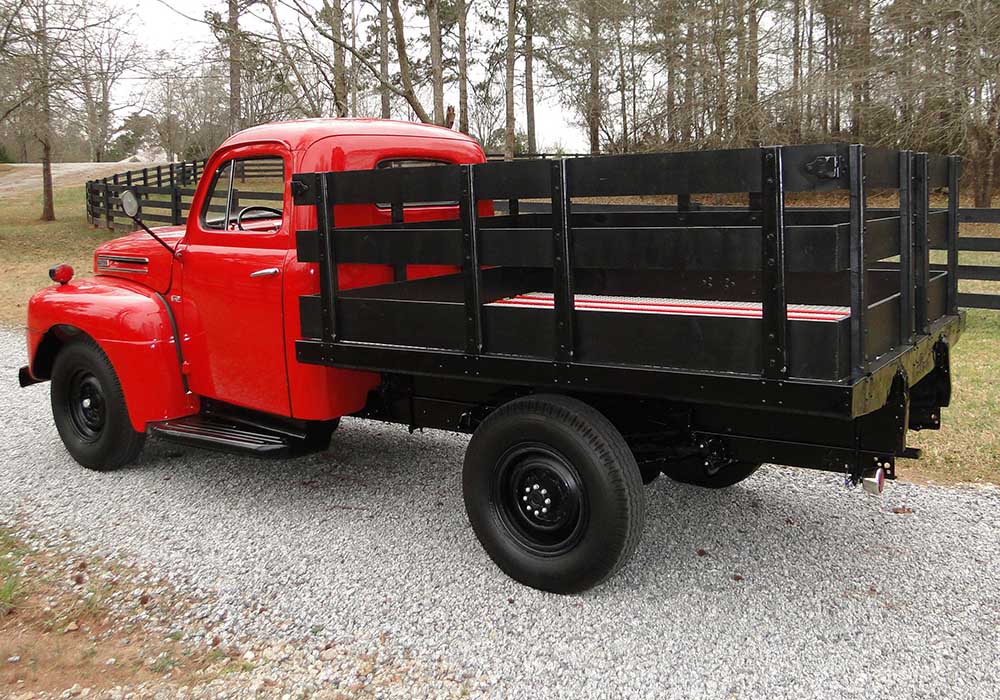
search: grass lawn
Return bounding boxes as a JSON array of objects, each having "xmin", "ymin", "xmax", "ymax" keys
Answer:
[
  {"xmin": 0, "ymin": 186, "xmax": 118, "ymax": 326},
  {"xmin": 0, "ymin": 182, "xmax": 996, "ymax": 485}
]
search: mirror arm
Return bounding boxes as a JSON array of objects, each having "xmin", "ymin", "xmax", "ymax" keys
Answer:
[{"xmin": 129, "ymin": 215, "xmax": 179, "ymax": 259}]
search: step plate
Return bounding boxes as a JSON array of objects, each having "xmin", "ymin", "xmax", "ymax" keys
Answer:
[{"xmin": 150, "ymin": 415, "xmax": 293, "ymax": 457}]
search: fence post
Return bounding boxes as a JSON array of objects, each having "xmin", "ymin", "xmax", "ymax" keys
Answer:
[
  {"xmin": 947, "ymin": 156, "xmax": 961, "ymax": 315},
  {"xmin": 142, "ymin": 167, "xmax": 148, "ymax": 187},
  {"xmin": 156, "ymin": 165, "xmax": 162, "ymax": 187},
  {"xmin": 912, "ymin": 153, "xmax": 930, "ymax": 335},
  {"xmin": 848, "ymin": 144, "xmax": 869, "ymax": 377},
  {"xmin": 898, "ymin": 151, "xmax": 914, "ymax": 344},
  {"xmin": 171, "ymin": 184, "xmax": 182, "ymax": 225},
  {"xmin": 104, "ymin": 181, "xmax": 112, "ymax": 229}
]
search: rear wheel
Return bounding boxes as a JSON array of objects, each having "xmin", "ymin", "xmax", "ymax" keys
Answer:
[
  {"xmin": 50, "ymin": 338, "xmax": 145, "ymax": 470},
  {"xmin": 463, "ymin": 394, "xmax": 644, "ymax": 593},
  {"xmin": 660, "ymin": 457, "xmax": 761, "ymax": 489}
]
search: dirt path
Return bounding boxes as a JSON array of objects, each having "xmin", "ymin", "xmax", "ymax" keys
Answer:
[{"xmin": 0, "ymin": 162, "xmax": 162, "ymax": 197}]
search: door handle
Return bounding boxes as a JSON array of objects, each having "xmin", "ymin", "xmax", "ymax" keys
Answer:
[{"xmin": 249, "ymin": 267, "xmax": 280, "ymax": 278}]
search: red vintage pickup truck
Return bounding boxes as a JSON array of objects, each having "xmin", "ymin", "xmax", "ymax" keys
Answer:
[{"xmin": 21, "ymin": 119, "xmax": 963, "ymax": 592}]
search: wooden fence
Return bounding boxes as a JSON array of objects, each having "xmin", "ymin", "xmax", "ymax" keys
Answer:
[{"xmin": 86, "ymin": 157, "xmax": 1000, "ymax": 311}]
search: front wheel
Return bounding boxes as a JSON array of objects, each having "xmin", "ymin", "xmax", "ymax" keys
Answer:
[
  {"xmin": 50, "ymin": 338, "xmax": 145, "ymax": 470},
  {"xmin": 463, "ymin": 394, "xmax": 645, "ymax": 594}
]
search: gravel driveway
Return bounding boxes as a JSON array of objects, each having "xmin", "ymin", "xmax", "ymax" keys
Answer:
[{"xmin": 1, "ymin": 326, "xmax": 997, "ymax": 699}]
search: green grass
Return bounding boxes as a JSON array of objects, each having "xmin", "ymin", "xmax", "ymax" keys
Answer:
[
  {"xmin": 0, "ymin": 527, "xmax": 26, "ymax": 615},
  {"xmin": 0, "ymin": 185, "xmax": 118, "ymax": 325}
]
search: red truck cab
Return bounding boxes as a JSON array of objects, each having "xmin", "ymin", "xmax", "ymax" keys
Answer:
[{"xmin": 22, "ymin": 119, "xmax": 486, "ymax": 466}]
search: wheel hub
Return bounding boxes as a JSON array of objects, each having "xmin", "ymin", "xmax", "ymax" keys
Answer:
[
  {"xmin": 68, "ymin": 371, "xmax": 106, "ymax": 441},
  {"xmin": 493, "ymin": 444, "xmax": 588, "ymax": 556}
]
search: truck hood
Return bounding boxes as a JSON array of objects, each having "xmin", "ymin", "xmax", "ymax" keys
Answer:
[{"xmin": 93, "ymin": 226, "xmax": 184, "ymax": 294}]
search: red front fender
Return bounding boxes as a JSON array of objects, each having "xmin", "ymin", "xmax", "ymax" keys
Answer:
[{"xmin": 26, "ymin": 276, "xmax": 197, "ymax": 431}]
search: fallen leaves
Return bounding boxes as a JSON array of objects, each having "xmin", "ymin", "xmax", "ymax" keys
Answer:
[{"xmin": 891, "ymin": 506, "xmax": 914, "ymax": 515}]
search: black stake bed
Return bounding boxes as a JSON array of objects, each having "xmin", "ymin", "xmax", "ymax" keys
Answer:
[{"xmin": 290, "ymin": 144, "xmax": 963, "ymax": 478}]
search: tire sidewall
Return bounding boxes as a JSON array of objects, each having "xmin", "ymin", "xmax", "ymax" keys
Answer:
[
  {"xmin": 51, "ymin": 340, "xmax": 139, "ymax": 470},
  {"xmin": 464, "ymin": 403, "xmax": 640, "ymax": 593}
]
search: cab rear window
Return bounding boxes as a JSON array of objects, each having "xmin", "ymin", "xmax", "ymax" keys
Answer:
[{"xmin": 376, "ymin": 158, "xmax": 458, "ymax": 209}]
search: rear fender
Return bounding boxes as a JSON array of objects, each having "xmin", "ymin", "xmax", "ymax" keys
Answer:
[{"xmin": 26, "ymin": 277, "xmax": 198, "ymax": 431}]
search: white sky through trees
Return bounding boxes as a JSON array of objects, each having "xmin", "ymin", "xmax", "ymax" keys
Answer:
[{"xmin": 128, "ymin": 0, "xmax": 587, "ymax": 153}]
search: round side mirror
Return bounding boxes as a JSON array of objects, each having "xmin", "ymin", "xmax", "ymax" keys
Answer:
[{"xmin": 120, "ymin": 189, "xmax": 140, "ymax": 218}]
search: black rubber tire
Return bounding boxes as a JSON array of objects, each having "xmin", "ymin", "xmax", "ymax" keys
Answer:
[
  {"xmin": 50, "ymin": 338, "xmax": 145, "ymax": 470},
  {"xmin": 661, "ymin": 458, "xmax": 761, "ymax": 489},
  {"xmin": 463, "ymin": 394, "xmax": 645, "ymax": 594},
  {"xmin": 303, "ymin": 417, "xmax": 340, "ymax": 451}
]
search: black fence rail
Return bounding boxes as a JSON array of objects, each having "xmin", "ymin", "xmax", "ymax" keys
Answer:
[
  {"xmin": 85, "ymin": 152, "xmax": 999, "ymax": 311},
  {"xmin": 85, "ymin": 157, "xmax": 280, "ymax": 230}
]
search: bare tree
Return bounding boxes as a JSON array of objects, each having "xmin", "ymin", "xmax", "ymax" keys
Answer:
[{"xmin": 504, "ymin": 0, "xmax": 518, "ymax": 159}]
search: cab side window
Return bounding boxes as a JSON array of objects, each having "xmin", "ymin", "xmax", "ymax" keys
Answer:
[{"xmin": 201, "ymin": 156, "xmax": 285, "ymax": 231}]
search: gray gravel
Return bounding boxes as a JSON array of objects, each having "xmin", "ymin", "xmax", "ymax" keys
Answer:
[{"xmin": 1, "ymin": 326, "xmax": 998, "ymax": 699}]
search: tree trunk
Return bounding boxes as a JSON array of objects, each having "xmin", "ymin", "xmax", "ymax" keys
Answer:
[
  {"xmin": 792, "ymin": 0, "xmax": 802, "ymax": 139},
  {"xmin": 38, "ymin": 0, "xmax": 54, "ymax": 221},
  {"xmin": 747, "ymin": 1, "xmax": 760, "ymax": 139},
  {"xmin": 458, "ymin": 0, "xmax": 469, "ymax": 133},
  {"xmin": 505, "ymin": 0, "xmax": 518, "ymax": 160},
  {"xmin": 427, "ymin": 0, "xmax": 445, "ymax": 125},
  {"xmin": 379, "ymin": 0, "xmax": 390, "ymax": 118},
  {"xmin": 388, "ymin": 0, "xmax": 433, "ymax": 123},
  {"xmin": 228, "ymin": 0, "xmax": 241, "ymax": 133},
  {"xmin": 524, "ymin": 0, "xmax": 536, "ymax": 152},
  {"xmin": 586, "ymin": 1, "xmax": 601, "ymax": 154},
  {"xmin": 330, "ymin": 0, "xmax": 348, "ymax": 117},
  {"xmin": 683, "ymin": 19, "xmax": 694, "ymax": 143}
]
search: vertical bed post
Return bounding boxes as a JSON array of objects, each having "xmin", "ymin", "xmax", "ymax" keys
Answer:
[
  {"xmin": 760, "ymin": 146, "xmax": 788, "ymax": 379},
  {"xmin": 946, "ymin": 155, "xmax": 961, "ymax": 315},
  {"xmin": 898, "ymin": 151, "xmax": 914, "ymax": 344},
  {"xmin": 848, "ymin": 144, "xmax": 869, "ymax": 377},
  {"xmin": 551, "ymin": 160, "xmax": 576, "ymax": 363},
  {"xmin": 912, "ymin": 153, "xmax": 930, "ymax": 335},
  {"xmin": 316, "ymin": 172, "xmax": 339, "ymax": 342},
  {"xmin": 460, "ymin": 164, "xmax": 484, "ymax": 355}
]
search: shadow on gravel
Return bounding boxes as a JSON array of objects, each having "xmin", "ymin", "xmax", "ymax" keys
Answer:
[{"xmin": 126, "ymin": 416, "xmax": 889, "ymax": 599}]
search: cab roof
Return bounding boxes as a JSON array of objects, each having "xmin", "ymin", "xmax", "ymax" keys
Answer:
[{"xmin": 220, "ymin": 118, "xmax": 481, "ymax": 152}]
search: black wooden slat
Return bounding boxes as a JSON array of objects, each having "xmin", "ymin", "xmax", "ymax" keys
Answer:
[
  {"xmin": 326, "ymin": 164, "xmax": 463, "ymax": 205},
  {"xmin": 958, "ymin": 293, "xmax": 1000, "ymax": 310},
  {"xmin": 567, "ymin": 148, "xmax": 762, "ymax": 196},
  {"xmin": 957, "ymin": 237, "xmax": 1000, "ymax": 252},
  {"xmin": 863, "ymin": 216, "xmax": 901, "ymax": 263},
  {"xmin": 957, "ymin": 265, "xmax": 1000, "ymax": 281},
  {"xmin": 959, "ymin": 208, "xmax": 1000, "ymax": 223},
  {"xmin": 927, "ymin": 210, "xmax": 948, "ymax": 248}
]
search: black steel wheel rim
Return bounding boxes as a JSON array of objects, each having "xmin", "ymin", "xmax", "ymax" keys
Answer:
[
  {"xmin": 66, "ymin": 370, "xmax": 106, "ymax": 441},
  {"xmin": 492, "ymin": 443, "xmax": 588, "ymax": 556}
]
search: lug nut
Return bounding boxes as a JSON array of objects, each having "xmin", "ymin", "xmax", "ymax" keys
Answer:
[
  {"xmin": 544, "ymin": 498, "xmax": 551, "ymax": 505},
  {"xmin": 532, "ymin": 484, "xmax": 539, "ymax": 490},
  {"xmin": 522, "ymin": 496, "xmax": 527, "ymax": 501}
]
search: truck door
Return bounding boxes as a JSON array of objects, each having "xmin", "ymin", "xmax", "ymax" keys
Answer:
[{"xmin": 180, "ymin": 152, "xmax": 292, "ymax": 416}]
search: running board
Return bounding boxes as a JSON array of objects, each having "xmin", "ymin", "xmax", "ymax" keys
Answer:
[{"xmin": 150, "ymin": 415, "xmax": 296, "ymax": 457}]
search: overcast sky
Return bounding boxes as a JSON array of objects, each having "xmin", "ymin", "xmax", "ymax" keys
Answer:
[{"xmin": 129, "ymin": 0, "xmax": 588, "ymax": 152}]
